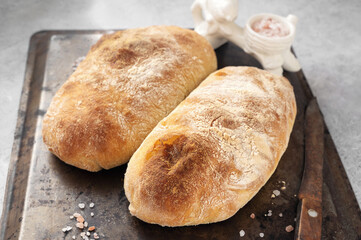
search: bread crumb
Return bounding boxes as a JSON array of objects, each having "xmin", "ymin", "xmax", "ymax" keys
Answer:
[
  {"xmin": 239, "ymin": 230, "xmax": 245, "ymax": 237},
  {"xmin": 88, "ymin": 226, "xmax": 96, "ymax": 231},
  {"xmin": 271, "ymin": 194, "xmax": 276, "ymax": 198},
  {"xmin": 73, "ymin": 213, "xmax": 81, "ymax": 218},
  {"xmin": 285, "ymin": 225, "xmax": 294, "ymax": 232}
]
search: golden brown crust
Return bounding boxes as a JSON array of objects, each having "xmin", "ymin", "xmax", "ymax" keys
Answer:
[
  {"xmin": 124, "ymin": 67, "xmax": 297, "ymax": 226},
  {"xmin": 42, "ymin": 26, "xmax": 217, "ymax": 171}
]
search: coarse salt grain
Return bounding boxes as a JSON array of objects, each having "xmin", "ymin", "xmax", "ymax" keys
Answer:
[
  {"xmin": 285, "ymin": 225, "xmax": 294, "ymax": 232},
  {"xmin": 77, "ymin": 215, "xmax": 85, "ymax": 223},
  {"xmin": 308, "ymin": 209, "xmax": 318, "ymax": 218},
  {"xmin": 250, "ymin": 213, "xmax": 255, "ymax": 219},
  {"xmin": 279, "ymin": 213, "xmax": 283, "ymax": 217},
  {"xmin": 84, "ymin": 221, "xmax": 88, "ymax": 228},
  {"xmin": 89, "ymin": 203, "xmax": 95, "ymax": 208},
  {"xmin": 87, "ymin": 231, "xmax": 91, "ymax": 236},
  {"xmin": 271, "ymin": 194, "xmax": 276, "ymax": 198},
  {"xmin": 80, "ymin": 232, "xmax": 86, "ymax": 237},
  {"xmin": 78, "ymin": 203, "xmax": 86, "ymax": 209},
  {"xmin": 273, "ymin": 190, "xmax": 281, "ymax": 196},
  {"xmin": 76, "ymin": 222, "xmax": 84, "ymax": 229},
  {"xmin": 62, "ymin": 226, "xmax": 72, "ymax": 232},
  {"xmin": 74, "ymin": 213, "xmax": 81, "ymax": 218},
  {"xmin": 260, "ymin": 233, "xmax": 264, "ymax": 238},
  {"xmin": 239, "ymin": 230, "xmax": 245, "ymax": 237},
  {"xmin": 91, "ymin": 212, "xmax": 94, "ymax": 217},
  {"xmin": 72, "ymin": 236, "xmax": 76, "ymax": 239},
  {"xmin": 70, "ymin": 215, "xmax": 74, "ymax": 219},
  {"xmin": 94, "ymin": 233, "xmax": 99, "ymax": 239}
]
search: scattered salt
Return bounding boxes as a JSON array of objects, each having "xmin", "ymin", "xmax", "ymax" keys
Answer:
[
  {"xmin": 78, "ymin": 203, "xmax": 85, "ymax": 209},
  {"xmin": 239, "ymin": 230, "xmax": 245, "ymax": 237},
  {"xmin": 285, "ymin": 225, "xmax": 294, "ymax": 232},
  {"xmin": 273, "ymin": 190, "xmax": 281, "ymax": 196},
  {"xmin": 260, "ymin": 232, "xmax": 264, "ymax": 238},
  {"xmin": 76, "ymin": 222, "xmax": 84, "ymax": 229},
  {"xmin": 308, "ymin": 209, "xmax": 318, "ymax": 218}
]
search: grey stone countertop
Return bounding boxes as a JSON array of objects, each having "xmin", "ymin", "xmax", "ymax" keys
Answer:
[{"xmin": 0, "ymin": 0, "xmax": 360, "ymax": 217}]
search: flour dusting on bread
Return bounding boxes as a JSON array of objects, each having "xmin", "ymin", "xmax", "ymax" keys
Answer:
[
  {"xmin": 124, "ymin": 67, "xmax": 296, "ymax": 226},
  {"xmin": 42, "ymin": 26, "xmax": 217, "ymax": 171}
]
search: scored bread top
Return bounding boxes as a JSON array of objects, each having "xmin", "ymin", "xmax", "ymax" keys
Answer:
[
  {"xmin": 42, "ymin": 25, "xmax": 217, "ymax": 171},
  {"xmin": 124, "ymin": 66, "xmax": 297, "ymax": 226}
]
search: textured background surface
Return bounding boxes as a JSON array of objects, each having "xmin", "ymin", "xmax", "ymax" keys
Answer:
[{"xmin": 0, "ymin": 0, "xmax": 360, "ymax": 217}]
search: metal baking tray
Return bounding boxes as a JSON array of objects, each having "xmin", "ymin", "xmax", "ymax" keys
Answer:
[{"xmin": 1, "ymin": 30, "xmax": 360, "ymax": 239}]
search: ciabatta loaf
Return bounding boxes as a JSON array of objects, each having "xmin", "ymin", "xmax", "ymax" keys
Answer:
[
  {"xmin": 124, "ymin": 66, "xmax": 297, "ymax": 226},
  {"xmin": 42, "ymin": 26, "xmax": 217, "ymax": 171}
]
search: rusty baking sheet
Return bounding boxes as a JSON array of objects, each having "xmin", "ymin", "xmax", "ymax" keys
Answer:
[{"xmin": 1, "ymin": 30, "xmax": 361, "ymax": 240}]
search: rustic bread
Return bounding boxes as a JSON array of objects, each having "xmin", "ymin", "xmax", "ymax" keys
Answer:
[
  {"xmin": 124, "ymin": 66, "xmax": 297, "ymax": 226},
  {"xmin": 42, "ymin": 26, "xmax": 217, "ymax": 171}
]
